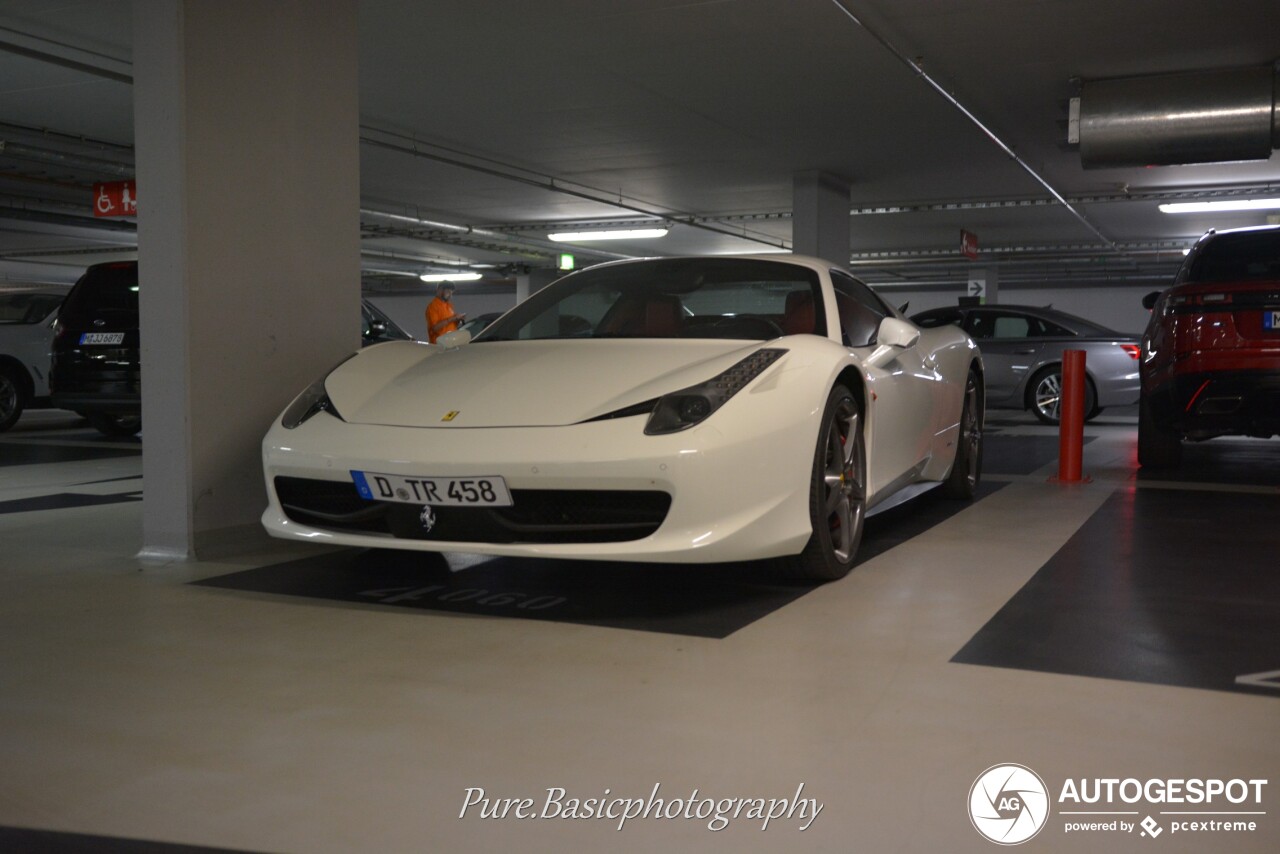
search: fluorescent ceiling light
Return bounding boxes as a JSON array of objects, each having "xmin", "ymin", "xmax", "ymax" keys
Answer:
[
  {"xmin": 1159, "ymin": 198, "xmax": 1280, "ymax": 214},
  {"xmin": 419, "ymin": 272, "xmax": 482, "ymax": 282},
  {"xmin": 547, "ymin": 228, "xmax": 669, "ymax": 242}
]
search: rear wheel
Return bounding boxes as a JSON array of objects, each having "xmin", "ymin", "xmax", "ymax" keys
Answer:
[
  {"xmin": 87, "ymin": 412, "xmax": 142, "ymax": 437},
  {"xmin": 1028, "ymin": 365, "xmax": 1095, "ymax": 425},
  {"xmin": 779, "ymin": 384, "xmax": 865, "ymax": 581},
  {"xmin": 0, "ymin": 365, "xmax": 26, "ymax": 432},
  {"xmin": 942, "ymin": 369, "xmax": 983, "ymax": 499},
  {"xmin": 1137, "ymin": 395, "xmax": 1180, "ymax": 468}
]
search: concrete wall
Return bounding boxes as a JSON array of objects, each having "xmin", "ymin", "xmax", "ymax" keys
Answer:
[{"xmin": 878, "ymin": 282, "xmax": 1159, "ymax": 336}]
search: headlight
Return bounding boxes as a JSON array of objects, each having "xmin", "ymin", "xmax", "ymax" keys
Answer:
[
  {"xmin": 280, "ymin": 353, "xmax": 356, "ymax": 429},
  {"xmin": 644, "ymin": 348, "xmax": 786, "ymax": 435}
]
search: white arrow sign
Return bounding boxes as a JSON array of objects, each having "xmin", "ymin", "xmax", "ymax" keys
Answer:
[
  {"xmin": 968, "ymin": 277, "xmax": 986, "ymax": 299},
  {"xmin": 1235, "ymin": 669, "xmax": 1280, "ymax": 690}
]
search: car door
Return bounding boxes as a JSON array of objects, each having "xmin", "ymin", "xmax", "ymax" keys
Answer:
[
  {"xmin": 962, "ymin": 309, "xmax": 1043, "ymax": 406},
  {"xmin": 831, "ymin": 271, "xmax": 937, "ymax": 495}
]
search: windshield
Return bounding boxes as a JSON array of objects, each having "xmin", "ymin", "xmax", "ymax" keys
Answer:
[{"xmin": 476, "ymin": 258, "xmax": 825, "ymax": 342}]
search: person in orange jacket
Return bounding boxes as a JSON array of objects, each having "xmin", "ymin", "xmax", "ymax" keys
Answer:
[{"xmin": 425, "ymin": 282, "xmax": 466, "ymax": 344}]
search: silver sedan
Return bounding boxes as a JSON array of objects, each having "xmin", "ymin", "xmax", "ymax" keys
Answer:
[{"xmin": 910, "ymin": 304, "xmax": 1140, "ymax": 423}]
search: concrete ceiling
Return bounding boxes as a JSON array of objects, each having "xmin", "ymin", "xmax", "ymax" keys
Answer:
[{"xmin": 1, "ymin": 0, "xmax": 1277, "ymax": 291}]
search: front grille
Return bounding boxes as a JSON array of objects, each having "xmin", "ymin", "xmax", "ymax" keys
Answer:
[
  {"xmin": 274, "ymin": 476, "xmax": 671, "ymax": 544},
  {"xmin": 274, "ymin": 477, "xmax": 391, "ymax": 533}
]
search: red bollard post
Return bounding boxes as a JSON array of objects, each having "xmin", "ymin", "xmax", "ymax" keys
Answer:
[{"xmin": 1057, "ymin": 349, "xmax": 1087, "ymax": 483}]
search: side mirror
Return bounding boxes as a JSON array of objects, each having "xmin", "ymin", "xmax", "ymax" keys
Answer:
[
  {"xmin": 437, "ymin": 328, "xmax": 472, "ymax": 349},
  {"xmin": 369, "ymin": 320, "xmax": 388, "ymax": 336},
  {"xmin": 877, "ymin": 316, "xmax": 920, "ymax": 349},
  {"xmin": 1142, "ymin": 291, "xmax": 1162, "ymax": 311}
]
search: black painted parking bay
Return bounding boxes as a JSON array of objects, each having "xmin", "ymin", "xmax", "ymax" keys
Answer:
[
  {"xmin": 953, "ymin": 487, "xmax": 1280, "ymax": 698},
  {"xmin": 194, "ymin": 483, "xmax": 1005, "ymax": 639}
]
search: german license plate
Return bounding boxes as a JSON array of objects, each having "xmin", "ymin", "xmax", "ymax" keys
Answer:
[
  {"xmin": 1264, "ymin": 310, "xmax": 1280, "ymax": 331},
  {"xmin": 351, "ymin": 471, "xmax": 512, "ymax": 506},
  {"xmin": 80, "ymin": 332, "xmax": 125, "ymax": 345}
]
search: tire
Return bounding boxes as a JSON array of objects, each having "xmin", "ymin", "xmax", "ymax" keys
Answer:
[
  {"xmin": 87, "ymin": 412, "xmax": 142, "ymax": 437},
  {"xmin": 1086, "ymin": 405, "xmax": 1104, "ymax": 421},
  {"xmin": 778, "ymin": 384, "xmax": 866, "ymax": 581},
  {"xmin": 1137, "ymin": 395, "xmax": 1181, "ymax": 468},
  {"xmin": 1028, "ymin": 365, "xmax": 1095, "ymax": 425},
  {"xmin": 942, "ymin": 369, "xmax": 983, "ymax": 499},
  {"xmin": 0, "ymin": 365, "xmax": 26, "ymax": 432}
]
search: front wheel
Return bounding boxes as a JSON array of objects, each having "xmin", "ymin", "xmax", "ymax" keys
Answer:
[
  {"xmin": 1028, "ymin": 365, "xmax": 1095, "ymax": 425},
  {"xmin": 942, "ymin": 369, "xmax": 983, "ymax": 499},
  {"xmin": 778, "ymin": 384, "xmax": 866, "ymax": 581},
  {"xmin": 0, "ymin": 365, "xmax": 26, "ymax": 432}
]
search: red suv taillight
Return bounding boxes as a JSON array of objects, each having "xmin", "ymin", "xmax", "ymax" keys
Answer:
[
  {"xmin": 1121, "ymin": 344, "xmax": 1140, "ymax": 360},
  {"xmin": 1167, "ymin": 292, "xmax": 1234, "ymax": 312}
]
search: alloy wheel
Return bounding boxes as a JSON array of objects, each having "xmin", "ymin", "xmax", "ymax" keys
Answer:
[{"xmin": 821, "ymin": 398, "xmax": 865, "ymax": 563}]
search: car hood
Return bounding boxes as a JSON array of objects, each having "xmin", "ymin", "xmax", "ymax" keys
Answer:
[{"xmin": 325, "ymin": 339, "xmax": 773, "ymax": 428}]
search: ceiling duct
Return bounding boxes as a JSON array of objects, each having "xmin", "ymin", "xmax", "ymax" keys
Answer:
[{"xmin": 1079, "ymin": 65, "xmax": 1279, "ymax": 168}]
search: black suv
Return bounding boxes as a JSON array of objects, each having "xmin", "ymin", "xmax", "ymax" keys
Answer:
[
  {"xmin": 51, "ymin": 260, "xmax": 415, "ymax": 437},
  {"xmin": 50, "ymin": 261, "xmax": 143, "ymax": 436}
]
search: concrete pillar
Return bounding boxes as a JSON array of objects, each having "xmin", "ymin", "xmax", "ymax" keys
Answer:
[
  {"xmin": 516, "ymin": 268, "xmax": 559, "ymax": 302},
  {"xmin": 792, "ymin": 171, "xmax": 851, "ymax": 267},
  {"xmin": 133, "ymin": 1, "xmax": 360, "ymax": 559}
]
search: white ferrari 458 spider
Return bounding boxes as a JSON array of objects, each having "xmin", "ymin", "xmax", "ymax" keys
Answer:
[{"xmin": 262, "ymin": 255, "xmax": 983, "ymax": 580}]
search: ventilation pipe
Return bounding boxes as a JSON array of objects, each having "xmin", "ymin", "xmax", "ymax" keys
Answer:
[{"xmin": 1078, "ymin": 65, "xmax": 1279, "ymax": 168}]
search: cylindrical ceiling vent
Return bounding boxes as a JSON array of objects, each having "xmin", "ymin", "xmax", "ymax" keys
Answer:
[{"xmin": 1079, "ymin": 65, "xmax": 1278, "ymax": 169}]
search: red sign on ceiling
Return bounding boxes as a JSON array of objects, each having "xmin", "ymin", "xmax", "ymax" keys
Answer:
[
  {"xmin": 93, "ymin": 180, "xmax": 136, "ymax": 218},
  {"xmin": 960, "ymin": 229, "xmax": 979, "ymax": 259}
]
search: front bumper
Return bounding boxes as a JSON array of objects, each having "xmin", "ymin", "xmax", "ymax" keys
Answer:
[
  {"xmin": 50, "ymin": 392, "xmax": 141, "ymax": 416},
  {"xmin": 260, "ymin": 409, "xmax": 817, "ymax": 563}
]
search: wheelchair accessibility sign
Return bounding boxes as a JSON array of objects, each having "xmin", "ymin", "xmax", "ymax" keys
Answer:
[{"xmin": 93, "ymin": 180, "xmax": 136, "ymax": 217}]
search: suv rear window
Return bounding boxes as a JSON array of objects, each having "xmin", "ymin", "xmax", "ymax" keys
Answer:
[
  {"xmin": 60, "ymin": 264, "xmax": 139, "ymax": 318},
  {"xmin": 1178, "ymin": 231, "xmax": 1280, "ymax": 284}
]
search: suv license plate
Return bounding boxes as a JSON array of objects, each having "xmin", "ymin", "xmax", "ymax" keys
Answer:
[
  {"xmin": 351, "ymin": 471, "xmax": 512, "ymax": 506},
  {"xmin": 1264, "ymin": 310, "xmax": 1280, "ymax": 331},
  {"xmin": 80, "ymin": 332, "xmax": 125, "ymax": 345}
]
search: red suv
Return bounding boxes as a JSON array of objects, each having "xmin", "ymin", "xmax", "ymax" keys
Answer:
[{"xmin": 1138, "ymin": 225, "xmax": 1280, "ymax": 467}]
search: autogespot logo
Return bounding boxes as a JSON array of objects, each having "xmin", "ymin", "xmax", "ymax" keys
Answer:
[{"xmin": 969, "ymin": 764, "xmax": 1051, "ymax": 845}]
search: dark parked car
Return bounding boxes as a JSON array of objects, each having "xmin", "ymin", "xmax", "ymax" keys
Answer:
[
  {"xmin": 51, "ymin": 260, "xmax": 415, "ymax": 437},
  {"xmin": 911, "ymin": 303, "xmax": 1141, "ymax": 423},
  {"xmin": 362, "ymin": 299, "xmax": 414, "ymax": 345},
  {"xmin": 457, "ymin": 311, "xmax": 503, "ymax": 339},
  {"xmin": 1138, "ymin": 225, "xmax": 1280, "ymax": 468},
  {"xmin": 50, "ymin": 261, "xmax": 142, "ymax": 436}
]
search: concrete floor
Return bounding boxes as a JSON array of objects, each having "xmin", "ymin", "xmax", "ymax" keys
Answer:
[{"xmin": 1, "ymin": 409, "xmax": 1277, "ymax": 853}]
